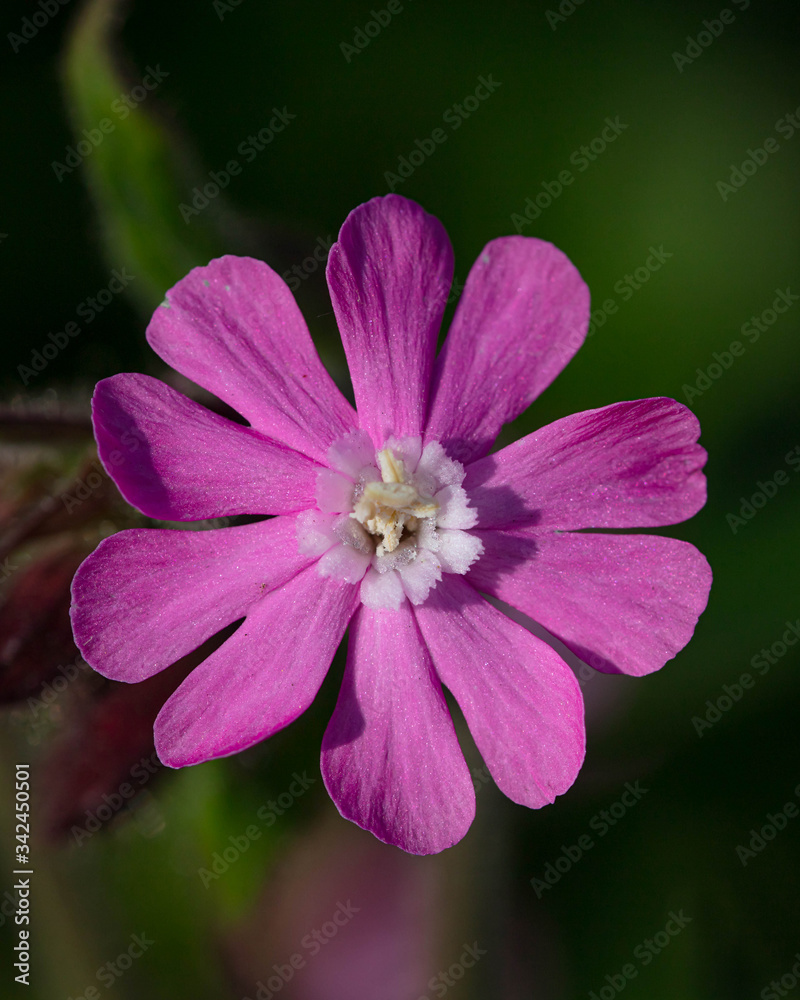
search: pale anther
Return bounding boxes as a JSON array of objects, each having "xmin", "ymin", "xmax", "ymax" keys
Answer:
[{"xmin": 350, "ymin": 446, "xmax": 439, "ymax": 555}]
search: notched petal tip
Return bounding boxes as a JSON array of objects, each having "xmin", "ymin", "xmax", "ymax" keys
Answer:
[
  {"xmin": 425, "ymin": 234, "xmax": 591, "ymax": 464},
  {"xmin": 327, "ymin": 194, "xmax": 454, "ymax": 446}
]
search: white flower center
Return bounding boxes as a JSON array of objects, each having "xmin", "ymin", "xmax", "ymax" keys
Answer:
[
  {"xmin": 351, "ymin": 448, "xmax": 439, "ymax": 556},
  {"xmin": 296, "ymin": 431, "xmax": 483, "ymax": 611}
]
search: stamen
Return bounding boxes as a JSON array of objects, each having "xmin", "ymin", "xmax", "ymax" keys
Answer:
[
  {"xmin": 351, "ymin": 446, "xmax": 439, "ymax": 554},
  {"xmin": 376, "ymin": 447, "xmax": 405, "ymax": 484},
  {"xmin": 315, "ymin": 433, "xmax": 483, "ymax": 609},
  {"xmin": 364, "ymin": 480, "xmax": 419, "ymax": 509}
]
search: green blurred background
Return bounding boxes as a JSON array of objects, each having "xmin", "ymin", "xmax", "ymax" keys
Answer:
[{"xmin": 2, "ymin": 0, "xmax": 799, "ymax": 997}]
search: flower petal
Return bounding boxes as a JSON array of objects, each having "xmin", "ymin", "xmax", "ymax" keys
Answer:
[
  {"xmin": 71, "ymin": 516, "xmax": 313, "ymax": 683},
  {"xmin": 93, "ymin": 373, "xmax": 320, "ymax": 520},
  {"xmin": 425, "ymin": 237, "xmax": 590, "ymax": 463},
  {"xmin": 321, "ymin": 605, "xmax": 475, "ymax": 854},
  {"xmin": 469, "ymin": 529, "xmax": 712, "ymax": 677},
  {"xmin": 360, "ymin": 567, "xmax": 405, "ymax": 611},
  {"xmin": 326, "ymin": 194, "xmax": 454, "ymax": 445},
  {"xmin": 317, "ymin": 542, "xmax": 373, "ymax": 584},
  {"xmin": 155, "ymin": 567, "xmax": 359, "ymax": 766},
  {"xmin": 464, "ymin": 397, "xmax": 707, "ymax": 530},
  {"xmin": 413, "ymin": 576, "xmax": 584, "ymax": 809},
  {"xmin": 435, "ymin": 528, "xmax": 483, "ymax": 574},
  {"xmin": 146, "ymin": 255, "xmax": 357, "ymax": 462}
]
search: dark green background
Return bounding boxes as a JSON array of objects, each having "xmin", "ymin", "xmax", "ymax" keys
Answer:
[{"xmin": 2, "ymin": 1, "xmax": 799, "ymax": 997}]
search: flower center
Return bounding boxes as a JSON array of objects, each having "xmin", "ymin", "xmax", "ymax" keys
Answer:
[
  {"xmin": 351, "ymin": 448, "xmax": 439, "ymax": 556},
  {"xmin": 298, "ymin": 431, "xmax": 483, "ymax": 610}
]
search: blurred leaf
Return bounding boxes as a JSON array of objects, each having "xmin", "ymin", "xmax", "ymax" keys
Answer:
[{"xmin": 61, "ymin": 0, "xmax": 225, "ymax": 313}]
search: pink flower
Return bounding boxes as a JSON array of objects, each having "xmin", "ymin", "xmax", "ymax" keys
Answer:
[{"xmin": 71, "ymin": 195, "xmax": 711, "ymax": 854}]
